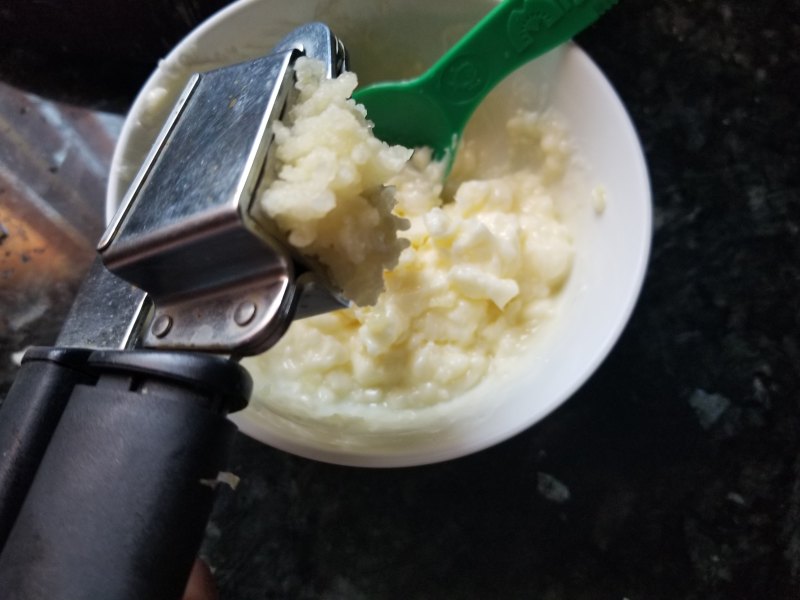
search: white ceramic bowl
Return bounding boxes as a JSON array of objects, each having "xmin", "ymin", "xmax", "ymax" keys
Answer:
[{"xmin": 108, "ymin": 0, "xmax": 651, "ymax": 467}]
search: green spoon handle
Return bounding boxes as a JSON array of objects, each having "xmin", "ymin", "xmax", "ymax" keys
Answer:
[{"xmin": 419, "ymin": 0, "xmax": 618, "ymax": 131}]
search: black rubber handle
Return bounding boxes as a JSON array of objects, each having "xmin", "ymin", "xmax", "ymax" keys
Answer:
[
  {"xmin": 0, "ymin": 348, "xmax": 95, "ymax": 548},
  {"xmin": 0, "ymin": 348, "xmax": 251, "ymax": 600}
]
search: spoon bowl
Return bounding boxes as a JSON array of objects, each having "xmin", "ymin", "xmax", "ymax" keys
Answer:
[{"xmin": 355, "ymin": 81, "xmax": 461, "ymax": 159}]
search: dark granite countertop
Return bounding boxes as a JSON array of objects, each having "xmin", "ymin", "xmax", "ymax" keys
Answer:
[{"xmin": 1, "ymin": 1, "xmax": 799, "ymax": 598}]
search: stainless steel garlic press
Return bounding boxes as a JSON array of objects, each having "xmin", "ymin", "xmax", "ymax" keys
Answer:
[{"xmin": 0, "ymin": 23, "xmax": 355, "ymax": 600}]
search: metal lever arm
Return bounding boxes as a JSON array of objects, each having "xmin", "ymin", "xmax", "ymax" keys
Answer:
[{"xmin": 97, "ymin": 22, "xmax": 348, "ymax": 357}]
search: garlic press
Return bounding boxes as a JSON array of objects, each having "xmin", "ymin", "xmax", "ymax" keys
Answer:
[{"xmin": 0, "ymin": 23, "xmax": 351, "ymax": 600}]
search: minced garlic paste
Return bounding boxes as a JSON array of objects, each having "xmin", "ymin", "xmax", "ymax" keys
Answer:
[
  {"xmin": 260, "ymin": 58, "xmax": 411, "ymax": 307},
  {"xmin": 243, "ymin": 58, "xmax": 574, "ymax": 434}
]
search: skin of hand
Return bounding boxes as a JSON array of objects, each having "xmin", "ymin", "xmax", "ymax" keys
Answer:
[{"xmin": 183, "ymin": 559, "xmax": 218, "ymax": 600}]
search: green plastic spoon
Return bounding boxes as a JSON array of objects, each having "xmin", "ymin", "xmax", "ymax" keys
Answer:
[{"xmin": 353, "ymin": 0, "xmax": 618, "ymax": 168}]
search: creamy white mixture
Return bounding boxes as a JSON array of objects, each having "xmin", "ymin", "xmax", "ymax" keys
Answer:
[
  {"xmin": 243, "ymin": 59, "xmax": 575, "ymax": 435},
  {"xmin": 260, "ymin": 58, "xmax": 411, "ymax": 307}
]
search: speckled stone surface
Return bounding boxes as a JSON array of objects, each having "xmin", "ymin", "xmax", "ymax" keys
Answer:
[{"xmin": 1, "ymin": 1, "xmax": 799, "ymax": 598}]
